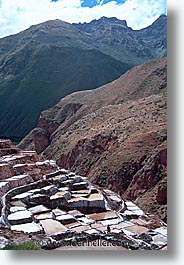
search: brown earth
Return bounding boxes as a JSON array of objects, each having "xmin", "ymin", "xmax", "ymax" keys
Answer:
[{"xmin": 19, "ymin": 58, "xmax": 167, "ymax": 221}]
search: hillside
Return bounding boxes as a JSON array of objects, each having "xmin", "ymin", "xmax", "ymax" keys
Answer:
[
  {"xmin": 0, "ymin": 16, "xmax": 167, "ymax": 141},
  {"xmin": 0, "ymin": 43, "xmax": 127, "ymax": 140},
  {"xmin": 19, "ymin": 58, "xmax": 167, "ymax": 221}
]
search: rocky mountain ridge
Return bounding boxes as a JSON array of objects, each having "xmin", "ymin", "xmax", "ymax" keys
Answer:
[{"xmin": 74, "ymin": 15, "xmax": 167, "ymax": 64}]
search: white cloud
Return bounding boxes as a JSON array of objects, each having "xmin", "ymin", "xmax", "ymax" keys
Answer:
[{"xmin": 0, "ymin": 0, "xmax": 166, "ymax": 38}]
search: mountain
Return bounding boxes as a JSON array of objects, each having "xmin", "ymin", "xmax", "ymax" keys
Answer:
[
  {"xmin": 0, "ymin": 44, "xmax": 127, "ymax": 140},
  {"xmin": 19, "ymin": 58, "xmax": 167, "ymax": 221},
  {"xmin": 0, "ymin": 16, "xmax": 167, "ymax": 141},
  {"xmin": 0, "ymin": 20, "xmax": 130, "ymax": 141},
  {"xmin": 135, "ymin": 15, "xmax": 167, "ymax": 58},
  {"xmin": 74, "ymin": 15, "xmax": 167, "ymax": 65}
]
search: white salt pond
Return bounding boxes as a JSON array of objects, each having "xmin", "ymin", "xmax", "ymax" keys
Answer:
[
  {"xmin": 123, "ymin": 225, "xmax": 148, "ymax": 234},
  {"xmin": 8, "ymin": 210, "xmax": 32, "ymax": 221},
  {"xmin": 152, "ymin": 234, "xmax": 167, "ymax": 246},
  {"xmin": 29, "ymin": 205, "xmax": 50, "ymax": 214},
  {"xmin": 10, "ymin": 206, "xmax": 27, "ymax": 213},
  {"xmin": 85, "ymin": 229, "xmax": 99, "ymax": 235},
  {"xmin": 11, "ymin": 191, "xmax": 33, "ymax": 201},
  {"xmin": 34, "ymin": 212, "xmax": 53, "ymax": 220},
  {"xmin": 40, "ymin": 219, "xmax": 68, "ymax": 235},
  {"xmin": 154, "ymin": 227, "xmax": 167, "ymax": 237},
  {"xmin": 52, "ymin": 208, "xmax": 66, "ymax": 216},
  {"xmin": 88, "ymin": 211, "xmax": 118, "ymax": 221},
  {"xmin": 11, "ymin": 222, "xmax": 43, "ymax": 233},
  {"xmin": 56, "ymin": 214, "xmax": 76, "ymax": 224},
  {"xmin": 100, "ymin": 218, "xmax": 121, "ymax": 226},
  {"xmin": 77, "ymin": 216, "xmax": 94, "ymax": 225}
]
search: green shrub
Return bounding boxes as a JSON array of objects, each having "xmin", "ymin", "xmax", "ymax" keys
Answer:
[
  {"xmin": 3, "ymin": 241, "xmax": 41, "ymax": 250},
  {"xmin": 148, "ymin": 203, "xmax": 158, "ymax": 213}
]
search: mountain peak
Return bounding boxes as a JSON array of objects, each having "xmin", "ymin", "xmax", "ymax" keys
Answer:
[
  {"xmin": 73, "ymin": 16, "xmax": 129, "ymax": 34},
  {"xmin": 80, "ymin": 16, "xmax": 128, "ymax": 28},
  {"xmin": 28, "ymin": 19, "xmax": 72, "ymax": 32},
  {"xmin": 99, "ymin": 16, "xmax": 128, "ymax": 26},
  {"xmin": 153, "ymin": 14, "xmax": 167, "ymax": 24},
  {"xmin": 159, "ymin": 14, "xmax": 167, "ymax": 18}
]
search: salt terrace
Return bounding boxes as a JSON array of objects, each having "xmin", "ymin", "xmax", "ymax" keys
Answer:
[{"xmin": 0, "ymin": 140, "xmax": 167, "ymax": 250}]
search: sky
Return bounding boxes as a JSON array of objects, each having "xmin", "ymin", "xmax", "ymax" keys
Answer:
[{"xmin": 0, "ymin": 0, "xmax": 167, "ymax": 38}]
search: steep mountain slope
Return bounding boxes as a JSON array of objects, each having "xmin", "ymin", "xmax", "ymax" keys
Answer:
[
  {"xmin": 0, "ymin": 20, "xmax": 91, "ymax": 58},
  {"xmin": 0, "ymin": 20, "xmax": 129, "ymax": 141},
  {"xmin": 0, "ymin": 43, "xmax": 127, "ymax": 140},
  {"xmin": 0, "ymin": 16, "xmax": 166, "ymax": 141},
  {"xmin": 19, "ymin": 58, "xmax": 167, "ymax": 221},
  {"xmin": 135, "ymin": 15, "xmax": 167, "ymax": 58}
]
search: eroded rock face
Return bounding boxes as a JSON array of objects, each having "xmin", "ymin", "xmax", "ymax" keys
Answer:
[
  {"xmin": 156, "ymin": 181, "xmax": 167, "ymax": 205},
  {"xmin": 34, "ymin": 128, "xmax": 51, "ymax": 155},
  {"xmin": 53, "ymin": 97, "xmax": 167, "ymax": 221}
]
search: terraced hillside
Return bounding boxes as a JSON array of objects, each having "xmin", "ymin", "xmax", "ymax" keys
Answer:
[{"xmin": 0, "ymin": 140, "xmax": 167, "ymax": 250}]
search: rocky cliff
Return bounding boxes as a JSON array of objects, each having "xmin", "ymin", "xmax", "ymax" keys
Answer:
[{"xmin": 19, "ymin": 58, "xmax": 167, "ymax": 222}]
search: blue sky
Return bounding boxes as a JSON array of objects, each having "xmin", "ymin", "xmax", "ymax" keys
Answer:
[
  {"xmin": 81, "ymin": 0, "xmax": 127, "ymax": 8},
  {"xmin": 0, "ymin": 0, "xmax": 167, "ymax": 38},
  {"xmin": 52, "ymin": 0, "xmax": 127, "ymax": 7}
]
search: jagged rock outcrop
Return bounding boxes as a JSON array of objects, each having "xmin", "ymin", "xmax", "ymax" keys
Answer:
[{"xmin": 19, "ymin": 58, "xmax": 167, "ymax": 221}]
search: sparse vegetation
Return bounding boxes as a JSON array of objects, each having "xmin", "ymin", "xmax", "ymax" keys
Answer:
[
  {"xmin": 148, "ymin": 203, "xmax": 158, "ymax": 213},
  {"xmin": 3, "ymin": 241, "xmax": 41, "ymax": 250}
]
